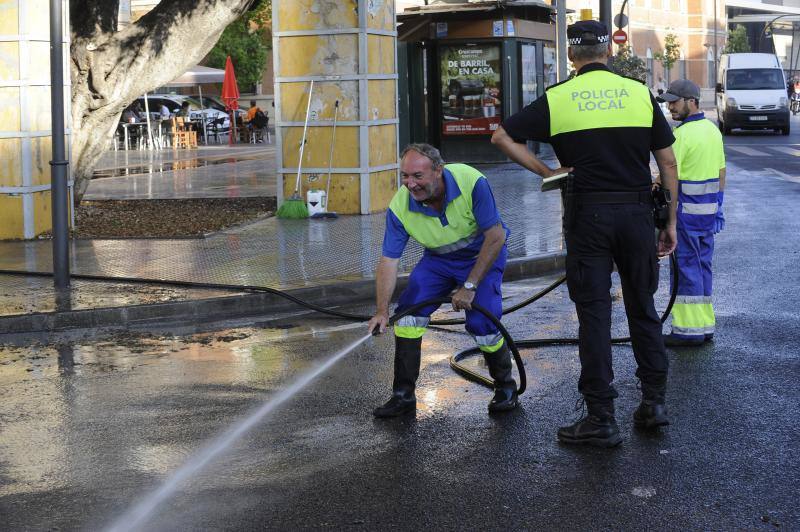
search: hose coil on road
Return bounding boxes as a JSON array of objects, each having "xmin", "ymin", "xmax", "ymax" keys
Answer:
[{"xmin": 0, "ymin": 253, "xmax": 677, "ymax": 397}]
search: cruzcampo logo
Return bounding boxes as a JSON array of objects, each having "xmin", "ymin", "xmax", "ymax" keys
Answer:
[{"xmin": 571, "ymin": 88, "xmax": 630, "ymax": 111}]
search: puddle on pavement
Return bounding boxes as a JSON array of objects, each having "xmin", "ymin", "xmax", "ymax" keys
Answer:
[
  {"xmin": 0, "ymin": 320, "xmax": 375, "ymax": 499},
  {"xmin": 92, "ymin": 153, "xmax": 268, "ymax": 179},
  {"xmin": 0, "ymin": 320, "xmax": 368, "ymax": 382}
]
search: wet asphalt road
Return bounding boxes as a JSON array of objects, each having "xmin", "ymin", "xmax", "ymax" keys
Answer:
[{"xmin": 2, "ymin": 124, "xmax": 800, "ymax": 530}]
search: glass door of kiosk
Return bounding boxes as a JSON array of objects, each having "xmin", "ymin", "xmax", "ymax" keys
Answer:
[
  {"xmin": 519, "ymin": 40, "xmax": 558, "ymax": 107},
  {"xmin": 520, "ymin": 41, "xmax": 539, "ymax": 107}
]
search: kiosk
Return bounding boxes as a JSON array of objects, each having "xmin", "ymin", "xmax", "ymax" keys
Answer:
[{"xmin": 398, "ymin": 1, "xmax": 557, "ymax": 162}]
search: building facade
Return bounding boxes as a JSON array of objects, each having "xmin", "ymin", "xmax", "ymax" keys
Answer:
[{"xmin": 400, "ymin": 0, "xmax": 729, "ymax": 89}]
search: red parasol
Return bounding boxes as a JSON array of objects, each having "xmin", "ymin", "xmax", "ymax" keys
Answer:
[{"xmin": 221, "ymin": 55, "xmax": 240, "ymax": 144}]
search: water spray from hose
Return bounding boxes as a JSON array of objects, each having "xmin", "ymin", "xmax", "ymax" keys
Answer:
[{"xmin": 106, "ymin": 332, "xmax": 373, "ymax": 532}]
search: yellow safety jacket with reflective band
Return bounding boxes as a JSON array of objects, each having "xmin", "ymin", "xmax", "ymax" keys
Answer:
[
  {"xmin": 673, "ymin": 119, "xmax": 725, "ymax": 182},
  {"xmin": 547, "ymin": 70, "xmax": 653, "ymax": 136},
  {"xmin": 673, "ymin": 117, "xmax": 725, "ymax": 231},
  {"xmin": 389, "ymin": 164, "xmax": 483, "ymax": 255}
]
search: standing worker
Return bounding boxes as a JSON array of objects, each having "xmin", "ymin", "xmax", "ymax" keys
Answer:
[
  {"xmin": 657, "ymin": 80, "xmax": 725, "ymax": 346},
  {"xmin": 368, "ymin": 143, "xmax": 519, "ymax": 417},
  {"xmin": 491, "ymin": 20, "xmax": 679, "ymax": 447}
]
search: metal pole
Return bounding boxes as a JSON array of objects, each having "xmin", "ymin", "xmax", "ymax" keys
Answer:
[
  {"xmin": 555, "ymin": 0, "xmax": 567, "ymax": 81},
  {"xmin": 143, "ymin": 92, "xmax": 154, "ymax": 149},
  {"xmin": 599, "ymin": 0, "xmax": 612, "ymax": 36},
  {"xmin": 789, "ymin": 22, "xmax": 796, "ymax": 77},
  {"xmin": 199, "ymin": 85, "xmax": 208, "ymax": 144},
  {"xmin": 49, "ymin": 0, "xmax": 70, "ymax": 289},
  {"xmin": 713, "ymin": 0, "xmax": 718, "ymax": 87}
]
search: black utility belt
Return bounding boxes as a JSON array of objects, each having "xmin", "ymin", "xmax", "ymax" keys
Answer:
[{"xmin": 567, "ymin": 191, "xmax": 654, "ymax": 206}]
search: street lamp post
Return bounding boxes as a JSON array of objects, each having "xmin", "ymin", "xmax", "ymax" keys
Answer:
[
  {"xmin": 713, "ymin": 0, "xmax": 718, "ymax": 87},
  {"xmin": 600, "ymin": 0, "xmax": 612, "ymax": 37},
  {"xmin": 50, "ymin": 0, "xmax": 70, "ymax": 290},
  {"xmin": 760, "ymin": 14, "xmax": 793, "ymax": 55},
  {"xmin": 555, "ymin": 0, "xmax": 567, "ymax": 81}
]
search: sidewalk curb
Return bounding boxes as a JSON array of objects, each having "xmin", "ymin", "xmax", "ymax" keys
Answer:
[{"xmin": 0, "ymin": 251, "xmax": 565, "ymax": 335}]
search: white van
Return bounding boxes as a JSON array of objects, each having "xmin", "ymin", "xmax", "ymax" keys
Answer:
[{"xmin": 716, "ymin": 53, "xmax": 789, "ymax": 135}]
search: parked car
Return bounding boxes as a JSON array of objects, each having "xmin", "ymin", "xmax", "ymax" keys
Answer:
[
  {"xmin": 189, "ymin": 94, "xmax": 247, "ymax": 123},
  {"xmin": 132, "ymin": 95, "xmax": 231, "ymax": 130},
  {"xmin": 716, "ymin": 53, "xmax": 790, "ymax": 136}
]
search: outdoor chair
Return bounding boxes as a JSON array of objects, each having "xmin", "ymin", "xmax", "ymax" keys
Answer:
[
  {"xmin": 238, "ymin": 121, "xmax": 251, "ymax": 144},
  {"xmin": 206, "ymin": 117, "xmax": 225, "ymax": 144},
  {"xmin": 172, "ymin": 117, "xmax": 197, "ymax": 149},
  {"xmin": 248, "ymin": 116, "xmax": 270, "ymax": 144}
]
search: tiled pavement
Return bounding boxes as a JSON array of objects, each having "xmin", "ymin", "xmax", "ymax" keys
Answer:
[{"xmin": 0, "ymin": 163, "xmax": 563, "ymax": 294}]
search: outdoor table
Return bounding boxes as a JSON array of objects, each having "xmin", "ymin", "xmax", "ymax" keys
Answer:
[
  {"xmin": 120, "ymin": 122, "xmax": 147, "ymax": 150},
  {"xmin": 153, "ymin": 118, "xmax": 169, "ymax": 149}
]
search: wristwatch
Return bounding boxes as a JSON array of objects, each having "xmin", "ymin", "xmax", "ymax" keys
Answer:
[{"xmin": 463, "ymin": 281, "xmax": 477, "ymax": 291}]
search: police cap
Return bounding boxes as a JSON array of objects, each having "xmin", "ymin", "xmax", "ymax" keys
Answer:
[
  {"xmin": 657, "ymin": 79, "xmax": 701, "ymax": 103},
  {"xmin": 567, "ymin": 20, "xmax": 610, "ymax": 46}
]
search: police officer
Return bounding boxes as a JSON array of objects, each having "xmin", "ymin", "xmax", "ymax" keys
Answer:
[
  {"xmin": 657, "ymin": 79, "xmax": 725, "ymax": 346},
  {"xmin": 492, "ymin": 20, "xmax": 679, "ymax": 447},
  {"xmin": 368, "ymin": 143, "xmax": 518, "ymax": 417}
]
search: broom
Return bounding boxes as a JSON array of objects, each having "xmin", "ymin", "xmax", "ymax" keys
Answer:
[
  {"xmin": 311, "ymin": 99, "xmax": 339, "ymax": 219},
  {"xmin": 277, "ymin": 80, "xmax": 314, "ymax": 219}
]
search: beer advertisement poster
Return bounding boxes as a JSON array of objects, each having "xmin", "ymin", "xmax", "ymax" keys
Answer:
[{"xmin": 439, "ymin": 44, "xmax": 502, "ymax": 136}]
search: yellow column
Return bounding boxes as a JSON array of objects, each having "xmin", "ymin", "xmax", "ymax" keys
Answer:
[
  {"xmin": 0, "ymin": 0, "xmax": 72, "ymax": 239},
  {"xmin": 273, "ymin": 0, "xmax": 399, "ymax": 215}
]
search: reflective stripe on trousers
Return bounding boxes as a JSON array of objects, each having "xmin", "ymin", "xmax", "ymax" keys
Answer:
[
  {"xmin": 671, "ymin": 303, "xmax": 715, "ymax": 336},
  {"xmin": 394, "ymin": 316, "xmax": 430, "ymax": 339},
  {"xmin": 475, "ymin": 334, "xmax": 504, "ymax": 353}
]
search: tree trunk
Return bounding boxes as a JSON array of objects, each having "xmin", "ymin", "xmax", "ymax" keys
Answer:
[{"xmin": 70, "ymin": 0, "xmax": 255, "ymax": 201}]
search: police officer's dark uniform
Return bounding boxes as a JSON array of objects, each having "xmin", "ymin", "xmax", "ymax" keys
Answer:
[{"xmin": 497, "ymin": 21, "xmax": 676, "ymax": 446}]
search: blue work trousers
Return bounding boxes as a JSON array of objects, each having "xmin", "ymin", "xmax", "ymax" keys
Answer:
[
  {"xmin": 395, "ymin": 247, "xmax": 507, "ymax": 350},
  {"xmin": 669, "ymin": 228, "xmax": 715, "ymax": 340}
]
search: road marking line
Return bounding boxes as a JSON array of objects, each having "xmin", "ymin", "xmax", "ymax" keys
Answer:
[
  {"xmin": 770, "ymin": 146, "xmax": 800, "ymax": 157},
  {"xmin": 727, "ymin": 146, "xmax": 769, "ymax": 156},
  {"xmin": 762, "ymin": 168, "xmax": 800, "ymax": 184}
]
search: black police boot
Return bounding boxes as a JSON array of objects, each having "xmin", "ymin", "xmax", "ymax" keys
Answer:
[
  {"xmin": 557, "ymin": 401, "xmax": 622, "ymax": 448},
  {"xmin": 633, "ymin": 401, "xmax": 670, "ymax": 429},
  {"xmin": 483, "ymin": 344, "xmax": 519, "ymax": 413},
  {"xmin": 634, "ymin": 383, "xmax": 669, "ymax": 429},
  {"xmin": 373, "ymin": 336, "xmax": 421, "ymax": 418}
]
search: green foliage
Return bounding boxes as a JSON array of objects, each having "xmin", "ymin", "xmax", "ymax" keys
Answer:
[
  {"xmin": 655, "ymin": 33, "xmax": 681, "ymax": 72},
  {"xmin": 723, "ymin": 25, "xmax": 751, "ymax": 54},
  {"xmin": 207, "ymin": 1, "xmax": 271, "ymax": 91},
  {"xmin": 609, "ymin": 44, "xmax": 647, "ymax": 82}
]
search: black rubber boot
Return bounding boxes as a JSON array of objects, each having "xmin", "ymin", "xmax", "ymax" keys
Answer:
[
  {"xmin": 557, "ymin": 401, "xmax": 622, "ymax": 448},
  {"xmin": 483, "ymin": 344, "xmax": 519, "ymax": 413},
  {"xmin": 373, "ymin": 336, "xmax": 421, "ymax": 418}
]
